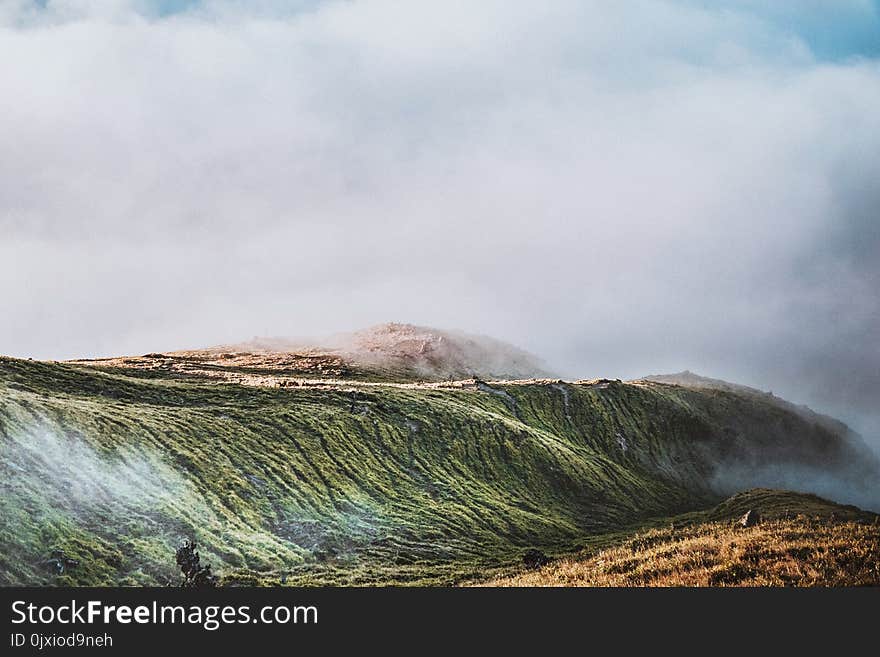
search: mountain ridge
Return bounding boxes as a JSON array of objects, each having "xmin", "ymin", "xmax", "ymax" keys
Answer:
[{"xmin": 1, "ymin": 327, "xmax": 878, "ymax": 586}]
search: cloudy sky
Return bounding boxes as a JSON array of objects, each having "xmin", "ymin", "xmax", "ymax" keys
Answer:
[{"xmin": 1, "ymin": 1, "xmax": 878, "ymax": 440}]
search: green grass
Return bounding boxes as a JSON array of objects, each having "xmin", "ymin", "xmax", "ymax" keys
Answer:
[{"xmin": 0, "ymin": 356, "xmax": 872, "ymax": 586}]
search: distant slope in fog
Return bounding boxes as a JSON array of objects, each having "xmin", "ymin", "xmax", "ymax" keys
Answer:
[
  {"xmin": 640, "ymin": 371, "xmax": 880, "ymax": 508},
  {"xmin": 642, "ymin": 370, "xmax": 850, "ymax": 435}
]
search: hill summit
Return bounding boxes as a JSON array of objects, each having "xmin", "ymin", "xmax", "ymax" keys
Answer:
[
  {"xmin": 324, "ymin": 323, "xmax": 552, "ymax": 381},
  {"xmin": 163, "ymin": 322, "xmax": 553, "ymax": 382}
]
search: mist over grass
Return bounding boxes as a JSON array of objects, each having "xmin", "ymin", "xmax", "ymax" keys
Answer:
[
  {"xmin": 0, "ymin": 423, "xmax": 222, "ymax": 585},
  {"xmin": 4, "ymin": 428, "xmax": 186, "ymax": 516}
]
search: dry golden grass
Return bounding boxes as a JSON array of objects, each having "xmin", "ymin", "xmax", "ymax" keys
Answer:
[{"xmin": 481, "ymin": 516, "xmax": 880, "ymax": 587}]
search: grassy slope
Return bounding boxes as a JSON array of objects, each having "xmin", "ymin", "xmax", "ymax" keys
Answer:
[
  {"xmin": 0, "ymin": 357, "xmax": 871, "ymax": 586},
  {"xmin": 481, "ymin": 489, "xmax": 880, "ymax": 586}
]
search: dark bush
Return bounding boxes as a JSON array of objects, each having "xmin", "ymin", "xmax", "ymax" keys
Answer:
[{"xmin": 175, "ymin": 539, "xmax": 217, "ymax": 587}]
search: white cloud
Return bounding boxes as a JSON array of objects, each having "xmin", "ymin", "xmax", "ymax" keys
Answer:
[{"xmin": 1, "ymin": 1, "xmax": 879, "ymax": 440}]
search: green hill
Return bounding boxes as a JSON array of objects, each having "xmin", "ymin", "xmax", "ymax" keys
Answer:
[{"xmin": 1, "ymin": 343, "xmax": 877, "ymax": 586}]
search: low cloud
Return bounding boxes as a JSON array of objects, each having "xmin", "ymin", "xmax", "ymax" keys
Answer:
[
  {"xmin": 711, "ymin": 458, "xmax": 880, "ymax": 513},
  {"xmin": 1, "ymin": 1, "xmax": 879, "ymax": 446}
]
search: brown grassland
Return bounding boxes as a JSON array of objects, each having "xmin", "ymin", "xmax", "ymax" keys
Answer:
[{"xmin": 481, "ymin": 516, "xmax": 880, "ymax": 587}]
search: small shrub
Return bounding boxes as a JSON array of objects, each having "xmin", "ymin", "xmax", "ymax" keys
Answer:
[{"xmin": 175, "ymin": 540, "xmax": 217, "ymax": 588}]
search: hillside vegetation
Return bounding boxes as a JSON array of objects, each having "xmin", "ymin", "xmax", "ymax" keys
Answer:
[
  {"xmin": 1, "ymin": 329, "xmax": 878, "ymax": 586},
  {"xmin": 482, "ymin": 490, "xmax": 880, "ymax": 586}
]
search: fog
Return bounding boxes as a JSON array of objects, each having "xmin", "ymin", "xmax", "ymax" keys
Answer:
[
  {"xmin": 712, "ymin": 461, "xmax": 880, "ymax": 513},
  {"xmin": 1, "ymin": 2, "xmax": 879, "ymax": 447},
  {"xmin": 0, "ymin": 423, "xmax": 250, "ymax": 580},
  {"xmin": 2, "ymin": 428, "xmax": 189, "ymax": 519}
]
